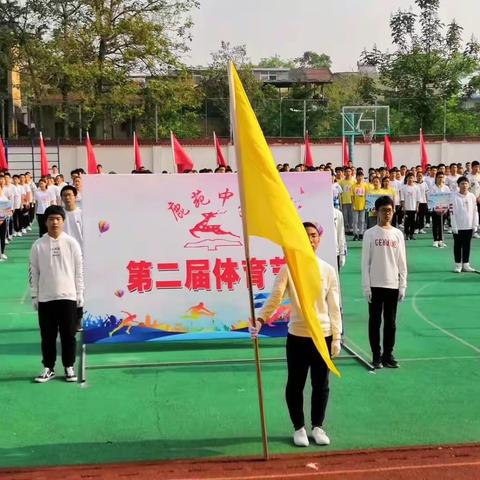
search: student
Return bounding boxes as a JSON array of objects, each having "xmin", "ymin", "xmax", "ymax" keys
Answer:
[
  {"xmin": 333, "ymin": 208, "xmax": 347, "ymax": 269},
  {"xmin": 339, "ymin": 167, "xmax": 355, "ymax": 235},
  {"xmin": 450, "ymin": 177, "xmax": 478, "ymax": 273},
  {"xmin": 415, "ymin": 171, "xmax": 429, "ymax": 234},
  {"xmin": 430, "ymin": 172, "xmax": 450, "ymax": 248},
  {"xmin": 467, "ymin": 161, "xmax": 480, "ymax": 238},
  {"xmin": 389, "ymin": 168, "xmax": 403, "ymax": 227},
  {"xmin": 250, "ymin": 222, "xmax": 342, "ymax": 447},
  {"xmin": 362, "ymin": 196, "xmax": 407, "ymax": 369},
  {"xmin": 366, "ymin": 176, "xmax": 382, "ymax": 229},
  {"xmin": 446, "ymin": 163, "xmax": 460, "ymax": 193},
  {"xmin": 11, "ymin": 175, "xmax": 22, "ymax": 236},
  {"xmin": 401, "ymin": 173, "xmax": 420, "ymax": 240},
  {"xmin": 331, "ymin": 175, "xmax": 343, "ymax": 210},
  {"xmin": 0, "ymin": 174, "xmax": 9, "ymax": 261},
  {"xmin": 61, "ymin": 185, "xmax": 83, "ymax": 251},
  {"xmin": 34, "ymin": 178, "xmax": 53, "ymax": 237},
  {"xmin": 73, "ymin": 176, "xmax": 82, "ymax": 209},
  {"xmin": 29, "ymin": 205, "xmax": 84, "ymax": 383},
  {"xmin": 2, "ymin": 172, "xmax": 14, "ymax": 242},
  {"xmin": 351, "ymin": 170, "xmax": 368, "ymax": 240}
]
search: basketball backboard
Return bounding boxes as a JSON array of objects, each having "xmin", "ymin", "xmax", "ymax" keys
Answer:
[{"xmin": 341, "ymin": 105, "xmax": 390, "ymax": 141}]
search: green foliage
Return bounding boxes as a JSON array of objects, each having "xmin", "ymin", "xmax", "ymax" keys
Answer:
[
  {"xmin": 294, "ymin": 51, "xmax": 332, "ymax": 69},
  {"xmin": 361, "ymin": 0, "xmax": 480, "ymax": 134},
  {"xmin": 257, "ymin": 55, "xmax": 294, "ymax": 68}
]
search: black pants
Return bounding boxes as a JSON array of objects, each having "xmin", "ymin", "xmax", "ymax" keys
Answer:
[
  {"xmin": 36, "ymin": 214, "xmax": 47, "ymax": 237},
  {"xmin": 395, "ymin": 205, "xmax": 404, "ymax": 226},
  {"xmin": 29, "ymin": 203, "xmax": 35, "ymax": 223},
  {"xmin": 38, "ymin": 300, "xmax": 77, "ymax": 369},
  {"xmin": 368, "ymin": 288, "xmax": 399, "ymax": 360},
  {"xmin": 416, "ymin": 203, "xmax": 428, "ymax": 230},
  {"xmin": 0, "ymin": 221, "xmax": 6, "ymax": 254},
  {"xmin": 404, "ymin": 211, "xmax": 416, "ymax": 237},
  {"xmin": 453, "ymin": 230, "xmax": 473, "ymax": 263},
  {"xmin": 432, "ymin": 211, "xmax": 444, "ymax": 242},
  {"xmin": 13, "ymin": 209, "xmax": 22, "ymax": 232},
  {"xmin": 285, "ymin": 334, "xmax": 332, "ymax": 430},
  {"xmin": 21, "ymin": 206, "xmax": 30, "ymax": 230}
]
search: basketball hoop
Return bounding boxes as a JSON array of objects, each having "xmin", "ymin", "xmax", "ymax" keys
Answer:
[{"xmin": 362, "ymin": 129, "xmax": 374, "ymax": 143}]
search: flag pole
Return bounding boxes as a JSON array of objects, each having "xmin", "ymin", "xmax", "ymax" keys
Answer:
[
  {"xmin": 170, "ymin": 131, "xmax": 176, "ymax": 173},
  {"xmin": 228, "ymin": 62, "xmax": 269, "ymax": 461}
]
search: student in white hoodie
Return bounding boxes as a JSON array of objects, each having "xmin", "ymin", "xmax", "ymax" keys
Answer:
[
  {"xmin": 250, "ymin": 222, "xmax": 342, "ymax": 448},
  {"xmin": 61, "ymin": 185, "xmax": 83, "ymax": 251},
  {"xmin": 29, "ymin": 205, "xmax": 84, "ymax": 383},
  {"xmin": 450, "ymin": 176, "xmax": 478, "ymax": 273},
  {"xmin": 362, "ymin": 196, "xmax": 407, "ymax": 369}
]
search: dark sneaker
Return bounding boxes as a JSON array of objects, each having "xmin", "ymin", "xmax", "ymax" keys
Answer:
[
  {"xmin": 65, "ymin": 366, "xmax": 78, "ymax": 382},
  {"xmin": 372, "ymin": 358, "xmax": 383, "ymax": 369},
  {"xmin": 359, "ymin": 234, "xmax": 363, "ymax": 240},
  {"xmin": 382, "ymin": 357, "xmax": 400, "ymax": 368},
  {"xmin": 35, "ymin": 368, "xmax": 55, "ymax": 383}
]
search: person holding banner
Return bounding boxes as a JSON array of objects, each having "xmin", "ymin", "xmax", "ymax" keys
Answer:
[
  {"xmin": 362, "ymin": 196, "xmax": 407, "ymax": 369},
  {"xmin": 29, "ymin": 205, "xmax": 84, "ymax": 383},
  {"xmin": 450, "ymin": 177, "xmax": 478, "ymax": 273},
  {"xmin": 429, "ymin": 172, "xmax": 450, "ymax": 248},
  {"xmin": 251, "ymin": 222, "xmax": 342, "ymax": 447}
]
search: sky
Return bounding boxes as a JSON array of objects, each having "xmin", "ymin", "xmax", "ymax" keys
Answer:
[{"xmin": 184, "ymin": 0, "xmax": 479, "ymax": 71}]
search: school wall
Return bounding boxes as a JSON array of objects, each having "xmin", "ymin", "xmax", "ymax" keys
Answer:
[{"xmin": 6, "ymin": 140, "xmax": 480, "ymax": 178}]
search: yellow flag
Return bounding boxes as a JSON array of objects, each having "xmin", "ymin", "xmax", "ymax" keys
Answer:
[{"xmin": 228, "ymin": 63, "xmax": 340, "ymax": 376}]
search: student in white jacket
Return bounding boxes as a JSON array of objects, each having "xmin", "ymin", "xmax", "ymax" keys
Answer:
[
  {"xmin": 450, "ymin": 176, "xmax": 478, "ymax": 273},
  {"xmin": 250, "ymin": 222, "xmax": 342, "ymax": 448},
  {"xmin": 29, "ymin": 205, "xmax": 84, "ymax": 383},
  {"xmin": 362, "ymin": 196, "xmax": 407, "ymax": 369},
  {"xmin": 60, "ymin": 185, "xmax": 83, "ymax": 252}
]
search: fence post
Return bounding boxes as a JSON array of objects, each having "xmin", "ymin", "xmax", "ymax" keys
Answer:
[
  {"xmin": 155, "ymin": 103, "xmax": 159, "ymax": 143},
  {"xmin": 443, "ymin": 98, "xmax": 447, "ymax": 141},
  {"xmin": 79, "ymin": 105, "xmax": 83, "ymax": 143}
]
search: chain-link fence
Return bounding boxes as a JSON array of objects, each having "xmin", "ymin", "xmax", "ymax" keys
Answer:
[{"xmin": 2, "ymin": 96, "xmax": 480, "ymax": 141}]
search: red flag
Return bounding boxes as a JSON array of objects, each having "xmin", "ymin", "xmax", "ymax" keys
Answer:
[
  {"xmin": 0, "ymin": 137, "xmax": 8, "ymax": 171},
  {"xmin": 39, "ymin": 132, "xmax": 49, "ymax": 177},
  {"xmin": 420, "ymin": 128, "xmax": 429, "ymax": 173},
  {"xmin": 133, "ymin": 131, "xmax": 143, "ymax": 171},
  {"xmin": 342, "ymin": 136, "xmax": 350, "ymax": 167},
  {"xmin": 85, "ymin": 132, "xmax": 98, "ymax": 174},
  {"xmin": 304, "ymin": 131, "xmax": 314, "ymax": 168},
  {"xmin": 214, "ymin": 132, "xmax": 227, "ymax": 167},
  {"xmin": 384, "ymin": 135, "xmax": 394, "ymax": 170},
  {"xmin": 171, "ymin": 132, "xmax": 194, "ymax": 173}
]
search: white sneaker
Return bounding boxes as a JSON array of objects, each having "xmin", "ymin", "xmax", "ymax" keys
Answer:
[
  {"xmin": 473, "ymin": 232, "xmax": 480, "ymax": 239},
  {"xmin": 65, "ymin": 366, "xmax": 78, "ymax": 382},
  {"xmin": 419, "ymin": 229, "xmax": 427, "ymax": 234},
  {"xmin": 432, "ymin": 241, "xmax": 439, "ymax": 248},
  {"xmin": 312, "ymin": 427, "xmax": 330, "ymax": 446},
  {"xmin": 462, "ymin": 263, "xmax": 476, "ymax": 273},
  {"xmin": 17, "ymin": 231, "xmax": 22, "ymax": 237},
  {"xmin": 414, "ymin": 229, "xmax": 419, "ymax": 234},
  {"xmin": 35, "ymin": 367, "xmax": 55, "ymax": 383},
  {"xmin": 447, "ymin": 228, "xmax": 452, "ymax": 234},
  {"xmin": 293, "ymin": 427, "xmax": 309, "ymax": 447},
  {"xmin": 1, "ymin": 254, "xmax": 7, "ymax": 260},
  {"xmin": 27, "ymin": 226, "xmax": 32, "ymax": 231},
  {"xmin": 425, "ymin": 223, "xmax": 431, "ymax": 228},
  {"xmin": 454, "ymin": 263, "xmax": 462, "ymax": 273},
  {"xmin": 440, "ymin": 241, "xmax": 447, "ymax": 248},
  {"xmin": 22, "ymin": 228, "xmax": 27, "ymax": 234},
  {"xmin": 5, "ymin": 238, "xmax": 9, "ymax": 244}
]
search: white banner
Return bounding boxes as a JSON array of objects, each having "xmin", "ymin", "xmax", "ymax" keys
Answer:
[{"xmin": 82, "ymin": 172, "xmax": 336, "ymax": 344}]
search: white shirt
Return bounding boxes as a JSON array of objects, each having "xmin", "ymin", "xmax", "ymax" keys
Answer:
[
  {"xmin": 450, "ymin": 192, "xmax": 479, "ymax": 232},
  {"xmin": 425, "ymin": 176, "xmax": 436, "ymax": 189},
  {"xmin": 29, "ymin": 232, "xmax": 84, "ymax": 303},
  {"xmin": 400, "ymin": 184, "xmax": 420, "ymax": 211},
  {"xmin": 47, "ymin": 185, "xmax": 60, "ymax": 204},
  {"xmin": 34, "ymin": 190, "xmax": 51, "ymax": 214},
  {"xmin": 468, "ymin": 173, "xmax": 480, "ymax": 198},
  {"xmin": 259, "ymin": 257, "xmax": 342, "ymax": 340},
  {"xmin": 446, "ymin": 175, "xmax": 460, "ymax": 193},
  {"xmin": 391, "ymin": 180, "xmax": 403, "ymax": 206},
  {"xmin": 12, "ymin": 185, "xmax": 21, "ymax": 210},
  {"xmin": 333, "ymin": 208, "xmax": 346, "ymax": 257},
  {"xmin": 362, "ymin": 225, "xmax": 407, "ymax": 291},
  {"xmin": 64, "ymin": 208, "xmax": 83, "ymax": 251},
  {"xmin": 416, "ymin": 181, "xmax": 428, "ymax": 203}
]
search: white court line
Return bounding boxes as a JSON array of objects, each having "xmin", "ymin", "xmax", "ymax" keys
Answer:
[
  {"xmin": 1, "ymin": 312, "xmax": 37, "ymax": 316},
  {"xmin": 399, "ymin": 355, "xmax": 479, "ymax": 361},
  {"xmin": 412, "ymin": 282, "xmax": 480, "ymax": 354}
]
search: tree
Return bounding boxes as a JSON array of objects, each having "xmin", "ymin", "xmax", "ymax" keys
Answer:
[
  {"xmin": 360, "ymin": 0, "xmax": 480, "ymax": 133},
  {"xmin": 294, "ymin": 51, "xmax": 332, "ymax": 69},
  {"xmin": 257, "ymin": 55, "xmax": 294, "ymax": 68}
]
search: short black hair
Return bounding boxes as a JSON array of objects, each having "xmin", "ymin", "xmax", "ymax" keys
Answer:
[
  {"xmin": 457, "ymin": 176, "xmax": 469, "ymax": 185},
  {"xmin": 44, "ymin": 205, "xmax": 65, "ymax": 220},
  {"xmin": 303, "ymin": 221, "xmax": 323, "ymax": 236},
  {"xmin": 472, "ymin": 161, "xmax": 479, "ymax": 167},
  {"xmin": 374, "ymin": 195, "xmax": 394, "ymax": 211},
  {"xmin": 61, "ymin": 185, "xmax": 77, "ymax": 197}
]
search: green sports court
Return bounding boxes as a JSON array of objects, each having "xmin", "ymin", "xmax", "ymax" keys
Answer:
[{"xmin": 1, "ymin": 230, "xmax": 479, "ymax": 469}]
